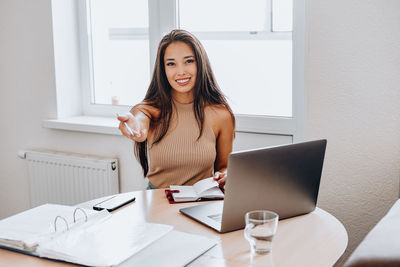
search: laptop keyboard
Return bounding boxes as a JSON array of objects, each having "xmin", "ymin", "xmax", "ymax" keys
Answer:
[{"xmin": 208, "ymin": 213, "xmax": 222, "ymax": 223}]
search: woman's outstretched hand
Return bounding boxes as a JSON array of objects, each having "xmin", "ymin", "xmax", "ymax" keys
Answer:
[
  {"xmin": 117, "ymin": 113, "xmax": 146, "ymax": 142},
  {"xmin": 213, "ymin": 171, "xmax": 227, "ymax": 189}
]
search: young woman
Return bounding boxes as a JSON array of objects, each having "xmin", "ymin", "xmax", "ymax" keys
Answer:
[{"xmin": 118, "ymin": 29, "xmax": 235, "ymax": 189}]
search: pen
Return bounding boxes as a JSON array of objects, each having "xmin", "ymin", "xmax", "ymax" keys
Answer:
[{"xmin": 116, "ymin": 113, "xmax": 135, "ymax": 137}]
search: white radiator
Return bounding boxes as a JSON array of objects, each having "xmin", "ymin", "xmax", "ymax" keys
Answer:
[{"xmin": 19, "ymin": 150, "xmax": 119, "ymax": 208}]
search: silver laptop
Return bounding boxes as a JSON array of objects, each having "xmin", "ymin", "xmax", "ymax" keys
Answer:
[{"xmin": 180, "ymin": 139, "xmax": 327, "ymax": 233}]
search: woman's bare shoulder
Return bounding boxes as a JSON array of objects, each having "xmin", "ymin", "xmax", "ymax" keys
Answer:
[{"xmin": 206, "ymin": 104, "xmax": 233, "ymax": 123}]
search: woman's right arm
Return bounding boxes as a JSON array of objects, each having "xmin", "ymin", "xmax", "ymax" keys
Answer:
[{"xmin": 117, "ymin": 104, "xmax": 156, "ymax": 143}]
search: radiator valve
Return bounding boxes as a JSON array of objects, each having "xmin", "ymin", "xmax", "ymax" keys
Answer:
[
  {"xmin": 17, "ymin": 151, "xmax": 27, "ymax": 159},
  {"xmin": 111, "ymin": 162, "xmax": 117, "ymax": 171}
]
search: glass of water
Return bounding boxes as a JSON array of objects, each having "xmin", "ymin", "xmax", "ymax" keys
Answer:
[{"xmin": 244, "ymin": 210, "xmax": 279, "ymax": 254}]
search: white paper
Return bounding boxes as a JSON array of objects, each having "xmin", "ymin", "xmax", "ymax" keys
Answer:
[
  {"xmin": 37, "ymin": 209, "xmax": 173, "ymax": 267},
  {"xmin": 0, "ymin": 204, "xmax": 97, "ymax": 252},
  {"xmin": 170, "ymin": 185, "xmax": 198, "ymax": 201},
  {"xmin": 193, "ymin": 177, "xmax": 220, "ymax": 195},
  {"xmin": 119, "ymin": 230, "xmax": 217, "ymax": 267},
  {"xmin": 198, "ymin": 186, "xmax": 224, "ymax": 198}
]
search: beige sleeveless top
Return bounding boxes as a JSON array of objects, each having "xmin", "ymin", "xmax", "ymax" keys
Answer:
[{"xmin": 147, "ymin": 100, "xmax": 216, "ymax": 188}]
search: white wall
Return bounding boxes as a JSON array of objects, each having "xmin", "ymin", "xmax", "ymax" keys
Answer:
[
  {"xmin": 306, "ymin": 0, "xmax": 400, "ymax": 264},
  {"xmin": 1, "ymin": 0, "xmax": 400, "ymax": 264}
]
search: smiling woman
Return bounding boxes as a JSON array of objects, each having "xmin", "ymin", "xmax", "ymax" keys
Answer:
[
  {"xmin": 164, "ymin": 42, "xmax": 198, "ymax": 103},
  {"xmin": 117, "ymin": 30, "xmax": 235, "ymax": 189}
]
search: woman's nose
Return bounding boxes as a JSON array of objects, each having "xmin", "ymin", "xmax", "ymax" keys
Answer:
[{"xmin": 177, "ymin": 64, "xmax": 186, "ymax": 76}]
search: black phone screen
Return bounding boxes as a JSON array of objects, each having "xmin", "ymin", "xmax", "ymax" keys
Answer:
[{"xmin": 93, "ymin": 194, "xmax": 136, "ymax": 212}]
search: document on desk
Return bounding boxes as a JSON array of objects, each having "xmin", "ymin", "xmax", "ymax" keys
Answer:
[
  {"xmin": 119, "ymin": 230, "xmax": 218, "ymax": 267},
  {"xmin": 0, "ymin": 204, "xmax": 98, "ymax": 252},
  {"xmin": 0, "ymin": 204, "xmax": 173, "ymax": 267}
]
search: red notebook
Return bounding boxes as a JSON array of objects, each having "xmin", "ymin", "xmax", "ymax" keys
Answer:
[{"xmin": 165, "ymin": 189, "xmax": 223, "ymax": 204}]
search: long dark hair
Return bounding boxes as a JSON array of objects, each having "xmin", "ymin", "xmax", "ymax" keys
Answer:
[{"xmin": 135, "ymin": 29, "xmax": 235, "ymax": 177}]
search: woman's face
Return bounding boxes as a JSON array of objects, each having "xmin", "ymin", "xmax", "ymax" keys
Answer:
[{"xmin": 164, "ymin": 41, "xmax": 197, "ymax": 103}]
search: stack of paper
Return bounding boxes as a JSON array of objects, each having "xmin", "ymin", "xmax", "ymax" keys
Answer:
[{"xmin": 0, "ymin": 204, "xmax": 173, "ymax": 266}]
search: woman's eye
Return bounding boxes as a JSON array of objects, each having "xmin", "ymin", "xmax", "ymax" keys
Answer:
[
  {"xmin": 166, "ymin": 62, "xmax": 175, "ymax": 66},
  {"xmin": 186, "ymin": 59, "xmax": 195, "ymax": 64}
]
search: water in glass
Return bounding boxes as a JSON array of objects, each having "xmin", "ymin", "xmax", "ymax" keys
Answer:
[{"xmin": 244, "ymin": 210, "xmax": 278, "ymax": 254}]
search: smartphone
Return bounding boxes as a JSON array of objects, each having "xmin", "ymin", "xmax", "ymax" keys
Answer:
[{"xmin": 93, "ymin": 193, "xmax": 136, "ymax": 212}]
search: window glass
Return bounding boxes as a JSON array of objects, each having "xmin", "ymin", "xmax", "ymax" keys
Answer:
[
  {"xmin": 202, "ymin": 40, "xmax": 292, "ymax": 116},
  {"xmin": 179, "ymin": 0, "xmax": 269, "ymax": 32},
  {"xmin": 89, "ymin": 0, "xmax": 149, "ymax": 106},
  {"xmin": 178, "ymin": 0, "xmax": 293, "ymax": 117}
]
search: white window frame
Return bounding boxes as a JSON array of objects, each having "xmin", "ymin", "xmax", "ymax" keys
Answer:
[{"xmin": 77, "ymin": 0, "xmax": 305, "ymax": 142}]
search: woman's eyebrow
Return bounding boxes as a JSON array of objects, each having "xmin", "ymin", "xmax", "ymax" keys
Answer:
[{"xmin": 165, "ymin": 55, "xmax": 194, "ymax": 61}]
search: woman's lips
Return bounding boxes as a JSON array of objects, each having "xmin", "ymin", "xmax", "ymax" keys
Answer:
[{"xmin": 176, "ymin": 78, "xmax": 190, "ymax": 86}]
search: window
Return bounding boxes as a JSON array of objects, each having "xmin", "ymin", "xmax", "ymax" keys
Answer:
[
  {"xmin": 88, "ymin": 0, "xmax": 150, "ymax": 106},
  {"xmin": 78, "ymin": 0, "xmax": 305, "ymax": 140},
  {"xmin": 178, "ymin": 0, "xmax": 292, "ymax": 117}
]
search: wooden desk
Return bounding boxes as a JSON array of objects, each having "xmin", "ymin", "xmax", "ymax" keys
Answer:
[{"xmin": 0, "ymin": 189, "xmax": 348, "ymax": 266}]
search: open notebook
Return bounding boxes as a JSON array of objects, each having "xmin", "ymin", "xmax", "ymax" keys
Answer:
[
  {"xmin": 0, "ymin": 204, "xmax": 172, "ymax": 266},
  {"xmin": 167, "ymin": 177, "xmax": 224, "ymax": 203}
]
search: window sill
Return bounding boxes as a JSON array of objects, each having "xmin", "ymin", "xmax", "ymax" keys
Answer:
[
  {"xmin": 43, "ymin": 115, "xmax": 295, "ymax": 136},
  {"xmin": 43, "ymin": 116, "xmax": 121, "ymax": 136}
]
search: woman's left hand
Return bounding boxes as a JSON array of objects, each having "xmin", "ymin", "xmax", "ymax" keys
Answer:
[{"xmin": 213, "ymin": 171, "xmax": 227, "ymax": 189}]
